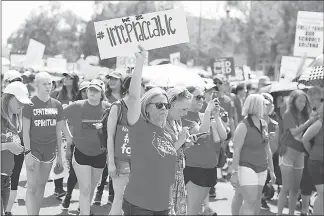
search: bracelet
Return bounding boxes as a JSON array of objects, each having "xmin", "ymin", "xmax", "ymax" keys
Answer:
[{"xmin": 24, "ymin": 149, "xmax": 31, "ymax": 156}]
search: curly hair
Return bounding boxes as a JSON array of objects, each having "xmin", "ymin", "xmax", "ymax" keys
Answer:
[{"xmin": 286, "ymin": 90, "xmax": 310, "ymax": 121}]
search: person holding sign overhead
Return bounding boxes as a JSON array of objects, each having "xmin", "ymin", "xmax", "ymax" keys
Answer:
[{"xmin": 121, "ymin": 45, "xmax": 180, "ymax": 215}]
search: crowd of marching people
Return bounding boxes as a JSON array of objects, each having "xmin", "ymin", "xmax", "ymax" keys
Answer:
[{"xmin": 1, "ymin": 47, "xmax": 323, "ymax": 216}]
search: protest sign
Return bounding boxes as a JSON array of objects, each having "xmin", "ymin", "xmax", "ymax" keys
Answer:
[
  {"xmin": 293, "ymin": 11, "xmax": 323, "ymax": 58},
  {"xmin": 23, "ymin": 39, "xmax": 45, "ymax": 68},
  {"xmin": 279, "ymin": 56, "xmax": 314, "ymax": 82},
  {"xmin": 211, "ymin": 57, "xmax": 235, "ymax": 76},
  {"xmin": 170, "ymin": 52, "xmax": 180, "ymax": 64},
  {"xmin": 94, "ymin": 8, "xmax": 189, "ymax": 59},
  {"xmin": 79, "ymin": 62, "xmax": 110, "ymax": 80},
  {"xmin": 47, "ymin": 58, "xmax": 67, "ymax": 73},
  {"xmin": 116, "ymin": 53, "xmax": 149, "ymax": 73},
  {"xmin": 228, "ymin": 67, "xmax": 245, "ymax": 82}
]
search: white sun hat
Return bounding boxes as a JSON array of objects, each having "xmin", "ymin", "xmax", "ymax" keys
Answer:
[{"xmin": 3, "ymin": 82, "xmax": 33, "ymax": 106}]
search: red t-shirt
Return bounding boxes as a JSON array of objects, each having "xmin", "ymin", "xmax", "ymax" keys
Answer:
[{"xmin": 124, "ymin": 117, "xmax": 177, "ymax": 211}]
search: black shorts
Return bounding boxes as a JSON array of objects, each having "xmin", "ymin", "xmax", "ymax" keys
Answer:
[
  {"xmin": 184, "ymin": 166, "xmax": 217, "ymax": 188},
  {"xmin": 301, "ymin": 156, "xmax": 316, "ymax": 195},
  {"xmin": 308, "ymin": 159, "xmax": 324, "ymax": 186},
  {"xmin": 73, "ymin": 148, "xmax": 106, "ymax": 169}
]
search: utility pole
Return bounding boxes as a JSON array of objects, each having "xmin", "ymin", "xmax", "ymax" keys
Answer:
[{"xmin": 197, "ymin": 1, "xmax": 202, "ymax": 59}]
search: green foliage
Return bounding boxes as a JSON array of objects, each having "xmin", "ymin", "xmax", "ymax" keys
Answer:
[
  {"xmin": 6, "ymin": 0, "xmax": 323, "ymax": 70},
  {"xmin": 7, "ymin": 2, "xmax": 86, "ymax": 62}
]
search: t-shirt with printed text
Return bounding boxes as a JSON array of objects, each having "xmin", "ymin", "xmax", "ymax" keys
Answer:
[{"xmin": 23, "ymin": 96, "xmax": 63, "ymax": 146}]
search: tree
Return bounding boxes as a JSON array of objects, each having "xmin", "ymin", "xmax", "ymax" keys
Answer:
[
  {"xmin": 7, "ymin": 2, "xmax": 86, "ymax": 62},
  {"xmin": 225, "ymin": 1, "xmax": 323, "ymax": 73}
]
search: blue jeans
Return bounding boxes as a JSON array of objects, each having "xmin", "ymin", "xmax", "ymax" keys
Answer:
[
  {"xmin": 122, "ymin": 198, "xmax": 169, "ymax": 216},
  {"xmin": 1, "ymin": 175, "xmax": 11, "ymax": 215}
]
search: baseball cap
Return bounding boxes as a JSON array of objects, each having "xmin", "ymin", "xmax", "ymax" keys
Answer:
[
  {"xmin": 79, "ymin": 81, "xmax": 90, "ymax": 91},
  {"xmin": 63, "ymin": 72, "xmax": 79, "ymax": 79},
  {"xmin": 88, "ymin": 79, "xmax": 105, "ymax": 92},
  {"xmin": 205, "ymin": 83, "xmax": 217, "ymax": 92},
  {"xmin": 3, "ymin": 70, "xmax": 23, "ymax": 82},
  {"xmin": 3, "ymin": 82, "xmax": 33, "ymax": 106},
  {"xmin": 213, "ymin": 74, "xmax": 226, "ymax": 84},
  {"xmin": 106, "ymin": 71, "xmax": 123, "ymax": 80}
]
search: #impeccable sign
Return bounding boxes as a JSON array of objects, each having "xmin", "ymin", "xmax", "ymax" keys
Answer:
[{"xmin": 94, "ymin": 8, "xmax": 189, "ymax": 59}]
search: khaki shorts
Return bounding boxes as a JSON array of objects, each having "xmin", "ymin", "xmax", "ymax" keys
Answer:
[{"xmin": 279, "ymin": 147, "xmax": 304, "ymax": 169}]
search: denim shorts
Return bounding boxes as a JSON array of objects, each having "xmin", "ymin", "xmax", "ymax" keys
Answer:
[
  {"xmin": 279, "ymin": 147, "xmax": 304, "ymax": 169},
  {"xmin": 1, "ymin": 175, "xmax": 11, "ymax": 215},
  {"xmin": 122, "ymin": 198, "xmax": 169, "ymax": 216}
]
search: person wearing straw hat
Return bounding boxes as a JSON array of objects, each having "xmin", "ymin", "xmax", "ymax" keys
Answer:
[{"xmin": 1, "ymin": 82, "xmax": 33, "ymax": 215}]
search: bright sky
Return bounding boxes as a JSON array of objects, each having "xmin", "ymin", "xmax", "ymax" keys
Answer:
[{"xmin": 2, "ymin": 1, "xmax": 229, "ymax": 45}]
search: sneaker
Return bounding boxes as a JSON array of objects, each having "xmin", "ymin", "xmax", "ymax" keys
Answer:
[
  {"xmin": 260, "ymin": 198, "xmax": 270, "ymax": 210},
  {"xmin": 5, "ymin": 212, "xmax": 13, "ymax": 216},
  {"xmin": 209, "ymin": 187, "xmax": 216, "ymax": 198},
  {"xmin": 93, "ymin": 191, "xmax": 102, "ymax": 205},
  {"xmin": 77, "ymin": 207, "xmax": 93, "ymax": 215},
  {"xmin": 107, "ymin": 195, "xmax": 114, "ymax": 204},
  {"xmin": 203, "ymin": 206, "xmax": 217, "ymax": 215},
  {"xmin": 61, "ymin": 194, "xmax": 71, "ymax": 209},
  {"xmin": 55, "ymin": 188, "xmax": 66, "ymax": 198}
]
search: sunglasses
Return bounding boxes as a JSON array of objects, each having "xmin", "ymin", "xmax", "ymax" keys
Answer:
[
  {"xmin": 195, "ymin": 95, "xmax": 205, "ymax": 101},
  {"xmin": 149, "ymin": 102, "xmax": 171, "ymax": 110}
]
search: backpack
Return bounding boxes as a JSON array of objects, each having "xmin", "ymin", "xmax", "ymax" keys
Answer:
[{"xmin": 98, "ymin": 100, "xmax": 125, "ymax": 151}]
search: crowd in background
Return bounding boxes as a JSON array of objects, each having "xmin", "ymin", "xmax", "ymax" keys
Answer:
[{"xmin": 1, "ymin": 49, "xmax": 323, "ymax": 216}]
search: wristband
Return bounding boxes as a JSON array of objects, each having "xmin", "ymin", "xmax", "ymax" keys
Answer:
[{"xmin": 24, "ymin": 149, "xmax": 31, "ymax": 156}]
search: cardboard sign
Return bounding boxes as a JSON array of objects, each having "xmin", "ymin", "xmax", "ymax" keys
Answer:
[
  {"xmin": 170, "ymin": 52, "xmax": 180, "ymax": 64},
  {"xmin": 293, "ymin": 11, "xmax": 324, "ymax": 58},
  {"xmin": 47, "ymin": 58, "xmax": 67, "ymax": 73},
  {"xmin": 23, "ymin": 39, "xmax": 45, "ymax": 68},
  {"xmin": 116, "ymin": 53, "xmax": 149, "ymax": 73},
  {"xmin": 79, "ymin": 62, "xmax": 110, "ymax": 80},
  {"xmin": 211, "ymin": 57, "xmax": 235, "ymax": 76},
  {"xmin": 228, "ymin": 67, "xmax": 245, "ymax": 82},
  {"xmin": 279, "ymin": 56, "xmax": 314, "ymax": 82},
  {"xmin": 94, "ymin": 8, "xmax": 189, "ymax": 59}
]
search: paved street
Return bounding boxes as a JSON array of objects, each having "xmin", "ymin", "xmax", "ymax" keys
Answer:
[{"xmin": 11, "ymin": 164, "xmax": 305, "ymax": 215}]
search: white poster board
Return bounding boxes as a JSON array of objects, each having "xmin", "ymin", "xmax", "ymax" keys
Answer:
[
  {"xmin": 23, "ymin": 39, "xmax": 45, "ymax": 68},
  {"xmin": 116, "ymin": 53, "xmax": 148, "ymax": 74},
  {"xmin": 47, "ymin": 58, "xmax": 67, "ymax": 73},
  {"xmin": 94, "ymin": 8, "xmax": 189, "ymax": 59},
  {"xmin": 170, "ymin": 52, "xmax": 180, "ymax": 64},
  {"xmin": 279, "ymin": 56, "xmax": 314, "ymax": 82},
  {"xmin": 116, "ymin": 53, "xmax": 149, "ymax": 68},
  {"xmin": 293, "ymin": 11, "xmax": 324, "ymax": 58}
]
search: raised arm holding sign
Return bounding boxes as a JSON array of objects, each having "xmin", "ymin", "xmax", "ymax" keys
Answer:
[{"xmin": 94, "ymin": 8, "xmax": 189, "ymax": 59}]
